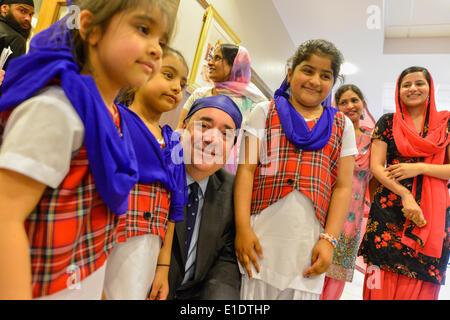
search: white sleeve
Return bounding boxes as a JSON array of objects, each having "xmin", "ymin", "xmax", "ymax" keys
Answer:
[
  {"xmin": 242, "ymin": 101, "xmax": 271, "ymax": 141},
  {"xmin": 181, "ymin": 90, "xmax": 197, "ymax": 111},
  {"xmin": 241, "ymin": 106, "xmax": 357, "ymax": 159},
  {"xmin": 182, "ymin": 87, "xmax": 212, "ymax": 111},
  {"xmin": 340, "ymin": 115, "xmax": 358, "ymax": 158},
  {"xmin": 0, "ymin": 86, "xmax": 84, "ymax": 188},
  {"xmin": 238, "ymin": 101, "xmax": 270, "ymax": 165}
]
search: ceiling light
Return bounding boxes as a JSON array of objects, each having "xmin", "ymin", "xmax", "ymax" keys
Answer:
[{"xmin": 341, "ymin": 62, "xmax": 359, "ymax": 75}]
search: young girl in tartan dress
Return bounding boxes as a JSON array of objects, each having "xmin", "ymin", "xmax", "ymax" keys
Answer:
[
  {"xmin": 0, "ymin": 0, "xmax": 174, "ymax": 299},
  {"xmin": 103, "ymin": 48, "xmax": 189, "ymax": 300},
  {"xmin": 234, "ymin": 39, "xmax": 357, "ymax": 300}
]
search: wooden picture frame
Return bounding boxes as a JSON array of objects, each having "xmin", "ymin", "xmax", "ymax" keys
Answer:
[
  {"xmin": 34, "ymin": 0, "xmax": 67, "ymax": 35},
  {"xmin": 187, "ymin": 5, "xmax": 241, "ymax": 92}
]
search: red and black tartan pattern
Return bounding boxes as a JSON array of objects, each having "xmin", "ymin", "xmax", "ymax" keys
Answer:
[
  {"xmin": 1, "ymin": 110, "xmax": 118, "ymax": 298},
  {"xmin": 0, "ymin": 109, "xmax": 12, "ymax": 146},
  {"xmin": 25, "ymin": 146, "xmax": 118, "ymax": 298},
  {"xmin": 0, "ymin": 98, "xmax": 135, "ymax": 298},
  {"xmin": 251, "ymin": 102, "xmax": 346, "ymax": 227},
  {"xmin": 115, "ymin": 182, "xmax": 171, "ymax": 244}
]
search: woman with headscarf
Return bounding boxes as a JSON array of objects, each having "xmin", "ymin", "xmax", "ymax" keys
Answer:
[
  {"xmin": 359, "ymin": 66, "xmax": 450, "ymax": 300},
  {"xmin": 177, "ymin": 44, "xmax": 266, "ymax": 173},
  {"xmin": 320, "ymin": 84, "xmax": 377, "ymax": 300}
]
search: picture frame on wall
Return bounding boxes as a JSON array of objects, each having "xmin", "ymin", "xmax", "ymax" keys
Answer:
[
  {"xmin": 34, "ymin": 0, "xmax": 68, "ymax": 35},
  {"xmin": 187, "ymin": 5, "xmax": 241, "ymax": 93}
]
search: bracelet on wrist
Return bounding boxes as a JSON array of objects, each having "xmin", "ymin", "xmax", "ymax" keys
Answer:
[
  {"xmin": 319, "ymin": 233, "xmax": 337, "ymax": 249},
  {"xmin": 401, "ymin": 191, "xmax": 412, "ymax": 199},
  {"xmin": 157, "ymin": 263, "xmax": 170, "ymax": 267}
]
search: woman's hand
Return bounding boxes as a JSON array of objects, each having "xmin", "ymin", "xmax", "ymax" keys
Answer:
[
  {"xmin": 401, "ymin": 192, "xmax": 427, "ymax": 227},
  {"xmin": 235, "ymin": 227, "xmax": 263, "ymax": 279},
  {"xmin": 385, "ymin": 163, "xmax": 424, "ymax": 181},
  {"xmin": 303, "ymin": 239, "xmax": 334, "ymax": 278}
]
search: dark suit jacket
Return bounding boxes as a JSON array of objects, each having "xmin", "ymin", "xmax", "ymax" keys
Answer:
[
  {"xmin": 168, "ymin": 169, "xmax": 241, "ymax": 300},
  {"xmin": 0, "ymin": 17, "xmax": 26, "ymax": 70}
]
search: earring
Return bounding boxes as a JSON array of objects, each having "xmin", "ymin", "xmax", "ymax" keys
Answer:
[{"xmin": 360, "ymin": 112, "xmax": 365, "ymax": 120}]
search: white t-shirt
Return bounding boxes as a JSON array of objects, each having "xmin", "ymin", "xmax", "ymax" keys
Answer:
[
  {"xmin": 182, "ymin": 87, "xmax": 259, "ymax": 121},
  {"xmin": 0, "ymin": 86, "xmax": 108, "ymax": 299},
  {"xmin": 0, "ymin": 85, "xmax": 84, "ymax": 188},
  {"xmin": 243, "ymin": 101, "xmax": 358, "ymax": 158}
]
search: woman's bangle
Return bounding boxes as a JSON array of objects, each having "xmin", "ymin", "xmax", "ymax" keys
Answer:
[
  {"xmin": 400, "ymin": 190, "xmax": 412, "ymax": 199},
  {"xmin": 319, "ymin": 233, "xmax": 337, "ymax": 249},
  {"xmin": 157, "ymin": 263, "xmax": 170, "ymax": 267}
]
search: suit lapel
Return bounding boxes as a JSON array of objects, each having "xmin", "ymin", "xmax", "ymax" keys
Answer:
[
  {"xmin": 175, "ymin": 206, "xmax": 188, "ymax": 266},
  {"xmin": 194, "ymin": 172, "xmax": 225, "ymax": 281}
]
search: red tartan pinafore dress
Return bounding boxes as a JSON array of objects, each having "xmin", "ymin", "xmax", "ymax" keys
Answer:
[
  {"xmin": 0, "ymin": 106, "xmax": 120, "ymax": 298},
  {"xmin": 251, "ymin": 101, "xmax": 346, "ymax": 227},
  {"xmin": 115, "ymin": 140, "xmax": 171, "ymax": 245}
]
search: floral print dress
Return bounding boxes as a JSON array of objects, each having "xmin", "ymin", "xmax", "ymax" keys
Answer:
[
  {"xmin": 326, "ymin": 128, "xmax": 372, "ymax": 282},
  {"xmin": 358, "ymin": 113, "xmax": 450, "ymax": 285}
]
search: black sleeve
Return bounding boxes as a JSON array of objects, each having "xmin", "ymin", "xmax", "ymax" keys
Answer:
[
  {"xmin": 3, "ymin": 35, "xmax": 26, "ymax": 70},
  {"xmin": 199, "ymin": 219, "xmax": 241, "ymax": 300},
  {"xmin": 372, "ymin": 113, "xmax": 393, "ymax": 144},
  {"xmin": 199, "ymin": 174, "xmax": 241, "ymax": 300}
]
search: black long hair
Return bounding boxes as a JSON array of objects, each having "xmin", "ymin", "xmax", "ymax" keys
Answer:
[{"xmin": 219, "ymin": 44, "xmax": 239, "ymax": 67}]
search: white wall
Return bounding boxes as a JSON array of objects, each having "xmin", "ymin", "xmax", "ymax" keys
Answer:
[
  {"xmin": 272, "ymin": 0, "xmax": 450, "ymax": 121},
  {"xmin": 160, "ymin": 0, "xmax": 296, "ymax": 128}
]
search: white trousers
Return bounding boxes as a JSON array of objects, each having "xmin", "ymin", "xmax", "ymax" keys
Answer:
[
  {"xmin": 241, "ymin": 277, "xmax": 320, "ymax": 300},
  {"xmin": 239, "ymin": 191, "xmax": 325, "ymax": 300},
  {"xmin": 103, "ymin": 234, "xmax": 161, "ymax": 300}
]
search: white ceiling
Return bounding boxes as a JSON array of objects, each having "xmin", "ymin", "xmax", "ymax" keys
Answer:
[
  {"xmin": 271, "ymin": 0, "xmax": 450, "ymax": 119},
  {"xmin": 384, "ymin": 0, "xmax": 450, "ymax": 38},
  {"xmin": 272, "ymin": 0, "xmax": 450, "ymax": 43}
]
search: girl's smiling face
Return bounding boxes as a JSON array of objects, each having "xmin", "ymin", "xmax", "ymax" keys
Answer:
[
  {"xmin": 84, "ymin": 6, "xmax": 169, "ymax": 91},
  {"xmin": 137, "ymin": 53, "xmax": 188, "ymax": 113},
  {"xmin": 287, "ymin": 54, "xmax": 334, "ymax": 111},
  {"xmin": 399, "ymin": 72, "xmax": 430, "ymax": 109}
]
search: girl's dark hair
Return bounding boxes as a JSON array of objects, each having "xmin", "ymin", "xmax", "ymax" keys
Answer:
[
  {"xmin": 117, "ymin": 47, "xmax": 188, "ymax": 106},
  {"xmin": 288, "ymin": 39, "xmax": 344, "ymax": 83},
  {"xmin": 219, "ymin": 43, "xmax": 239, "ymax": 67},
  {"xmin": 397, "ymin": 66, "xmax": 431, "ymax": 90},
  {"xmin": 334, "ymin": 84, "xmax": 366, "ymax": 105},
  {"xmin": 168, "ymin": 47, "xmax": 189, "ymax": 78},
  {"xmin": 71, "ymin": 0, "xmax": 177, "ymax": 68}
]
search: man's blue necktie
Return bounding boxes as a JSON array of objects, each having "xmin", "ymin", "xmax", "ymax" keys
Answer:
[{"xmin": 185, "ymin": 182, "xmax": 200, "ymax": 258}]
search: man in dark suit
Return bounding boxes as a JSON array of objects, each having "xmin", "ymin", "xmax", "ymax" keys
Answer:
[
  {"xmin": 167, "ymin": 95, "xmax": 242, "ymax": 300},
  {"xmin": 0, "ymin": 0, "xmax": 34, "ymax": 68},
  {"xmin": 0, "ymin": 0, "xmax": 34, "ymax": 87}
]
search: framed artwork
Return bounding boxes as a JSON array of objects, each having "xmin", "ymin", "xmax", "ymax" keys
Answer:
[
  {"xmin": 33, "ymin": 0, "xmax": 181, "ymax": 36},
  {"xmin": 188, "ymin": 5, "xmax": 241, "ymax": 92},
  {"xmin": 34, "ymin": 0, "xmax": 68, "ymax": 35}
]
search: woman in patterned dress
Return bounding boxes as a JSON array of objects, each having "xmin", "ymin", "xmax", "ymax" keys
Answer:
[
  {"xmin": 321, "ymin": 84, "xmax": 377, "ymax": 300},
  {"xmin": 359, "ymin": 66, "xmax": 450, "ymax": 300}
]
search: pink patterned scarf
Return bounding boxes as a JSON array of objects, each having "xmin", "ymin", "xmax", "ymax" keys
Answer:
[{"xmin": 214, "ymin": 46, "xmax": 266, "ymax": 103}]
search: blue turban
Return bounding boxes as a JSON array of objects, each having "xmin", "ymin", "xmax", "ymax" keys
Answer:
[{"xmin": 185, "ymin": 95, "xmax": 242, "ymax": 130}]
